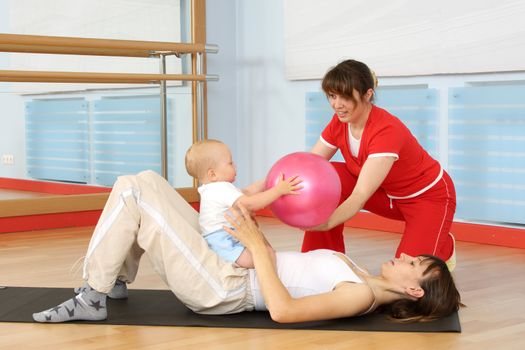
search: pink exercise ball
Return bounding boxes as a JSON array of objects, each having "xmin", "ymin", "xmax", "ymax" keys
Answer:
[{"xmin": 265, "ymin": 152, "xmax": 341, "ymax": 228}]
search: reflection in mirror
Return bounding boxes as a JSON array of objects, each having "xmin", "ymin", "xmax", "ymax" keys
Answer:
[{"xmin": 0, "ymin": 0, "xmax": 196, "ymax": 188}]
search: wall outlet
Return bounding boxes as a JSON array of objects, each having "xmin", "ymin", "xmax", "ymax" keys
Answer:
[{"xmin": 2, "ymin": 154, "xmax": 14, "ymax": 165}]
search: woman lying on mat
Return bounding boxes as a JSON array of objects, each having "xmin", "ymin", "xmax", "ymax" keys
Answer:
[{"xmin": 32, "ymin": 171, "xmax": 461, "ymax": 324}]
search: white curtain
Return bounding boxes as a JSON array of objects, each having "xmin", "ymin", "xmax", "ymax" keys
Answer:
[{"xmin": 284, "ymin": 0, "xmax": 525, "ymax": 79}]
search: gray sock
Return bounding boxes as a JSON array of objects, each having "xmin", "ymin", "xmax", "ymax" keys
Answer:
[
  {"xmin": 32, "ymin": 289, "xmax": 107, "ymax": 323},
  {"xmin": 74, "ymin": 280, "xmax": 128, "ymax": 299}
]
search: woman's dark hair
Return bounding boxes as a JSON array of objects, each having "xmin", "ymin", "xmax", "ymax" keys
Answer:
[
  {"xmin": 382, "ymin": 254, "xmax": 463, "ymax": 323},
  {"xmin": 321, "ymin": 59, "xmax": 377, "ymax": 104}
]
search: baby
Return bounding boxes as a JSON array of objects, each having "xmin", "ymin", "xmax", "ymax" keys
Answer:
[{"xmin": 185, "ymin": 139, "xmax": 302, "ymax": 268}]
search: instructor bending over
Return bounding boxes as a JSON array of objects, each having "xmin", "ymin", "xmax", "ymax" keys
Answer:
[{"xmin": 303, "ymin": 59, "xmax": 457, "ymax": 271}]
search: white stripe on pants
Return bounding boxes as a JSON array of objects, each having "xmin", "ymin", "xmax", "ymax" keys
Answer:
[{"xmin": 83, "ymin": 170, "xmax": 254, "ymax": 314}]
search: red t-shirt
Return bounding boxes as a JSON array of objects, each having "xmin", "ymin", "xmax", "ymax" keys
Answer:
[{"xmin": 320, "ymin": 105, "xmax": 442, "ymax": 198}]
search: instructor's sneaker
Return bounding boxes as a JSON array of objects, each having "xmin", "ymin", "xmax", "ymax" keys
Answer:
[{"xmin": 445, "ymin": 233, "xmax": 456, "ymax": 272}]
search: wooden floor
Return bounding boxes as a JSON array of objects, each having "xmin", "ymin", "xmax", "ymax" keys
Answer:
[{"xmin": 1, "ymin": 217, "xmax": 524, "ymax": 350}]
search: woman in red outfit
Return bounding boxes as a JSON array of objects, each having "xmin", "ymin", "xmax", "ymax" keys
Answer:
[{"xmin": 303, "ymin": 59, "xmax": 457, "ymax": 270}]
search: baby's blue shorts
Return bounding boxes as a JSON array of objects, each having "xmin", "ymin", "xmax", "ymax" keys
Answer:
[{"xmin": 204, "ymin": 228, "xmax": 245, "ymax": 263}]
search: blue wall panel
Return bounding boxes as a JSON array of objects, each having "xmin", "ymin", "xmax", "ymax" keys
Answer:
[
  {"xmin": 92, "ymin": 96, "xmax": 173, "ymax": 186},
  {"xmin": 449, "ymin": 85, "xmax": 525, "ymax": 224},
  {"xmin": 26, "ymin": 98, "xmax": 89, "ymax": 183},
  {"xmin": 26, "ymin": 96, "xmax": 175, "ymax": 187},
  {"xmin": 304, "ymin": 85, "xmax": 525, "ymax": 225}
]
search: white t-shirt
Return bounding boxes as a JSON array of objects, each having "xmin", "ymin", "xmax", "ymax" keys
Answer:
[
  {"xmin": 348, "ymin": 124, "xmax": 361, "ymax": 157},
  {"xmin": 249, "ymin": 249, "xmax": 364, "ymax": 311},
  {"xmin": 197, "ymin": 182, "xmax": 243, "ymax": 235}
]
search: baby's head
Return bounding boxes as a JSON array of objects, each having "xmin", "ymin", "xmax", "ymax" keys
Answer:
[{"xmin": 185, "ymin": 139, "xmax": 236, "ymax": 184}]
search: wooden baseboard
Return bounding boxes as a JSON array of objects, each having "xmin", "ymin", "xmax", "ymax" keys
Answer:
[
  {"xmin": 0, "ymin": 210, "xmax": 104, "ymax": 234},
  {"xmin": 0, "ymin": 177, "xmax": 200, "ymax": 233},
  {"xmin": 0, "ymin": 193, "xmax": 111, "ymax": 218}
]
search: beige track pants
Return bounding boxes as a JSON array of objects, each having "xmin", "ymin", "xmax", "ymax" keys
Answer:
[{"xmin": 83, "ymin": 170, "xmax": 254, "ymax": 314}]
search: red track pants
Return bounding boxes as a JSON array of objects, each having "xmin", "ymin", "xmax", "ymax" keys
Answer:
[{"xmin": 301, "ymin": 162, "xmax": 456, "ymax": 261}]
